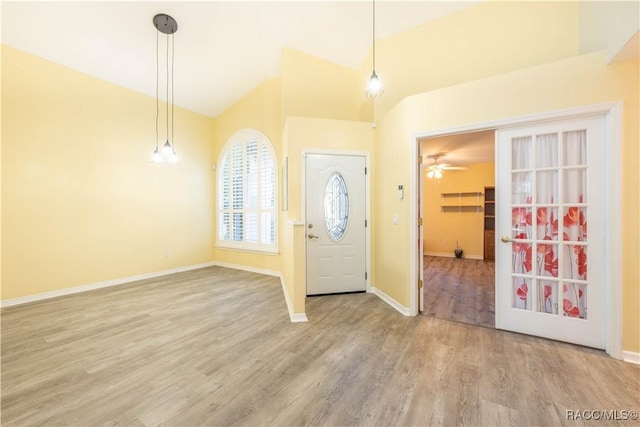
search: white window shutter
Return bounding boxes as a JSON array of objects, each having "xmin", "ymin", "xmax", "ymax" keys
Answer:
[{"xmin": 217, "ymin": 131, "xmax": 277, "ymax": 251}]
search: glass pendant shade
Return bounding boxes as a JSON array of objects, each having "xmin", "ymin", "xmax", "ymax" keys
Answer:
[
  {"xmin": 167, "ymin": 149, "xmax": 178, "ymax": 164},
  {"xmin": 151, "ymin": 147, "xmax": 162, "ymax": 163},
  {"xmin": 366, "ymin": 71, "xmax": 383, "ymax": 98},
  {"xmin": 162, "ymin": 140, "xmax": 173, "ymax": 155}
]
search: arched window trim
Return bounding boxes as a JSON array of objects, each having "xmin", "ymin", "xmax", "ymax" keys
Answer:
[{"xmin": 216, "ymin": 129, "xmax": 278, "ymax": 254}]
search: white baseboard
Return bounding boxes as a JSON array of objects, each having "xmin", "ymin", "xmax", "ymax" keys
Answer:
[
  {"xmin": 0, "ymin": 261, "xmax": 217, "ymax": 308},
  {"xmin": 371, "ymin": 285, "xmax": 411, "ymax": 316},
  {"xmin": 622, "ymin": 350, "xmax": 640, "ymax": 365},
  {"xmin": 289, "ymin": 312, "xmax": 309, "ymax": 322},
  {"xmin": 424, "ymin": 251, "xmax": 483, "ymax": 260},
  {"xmin": 277, "ymin": 275, "xmax": 308, "ymax": 323}
]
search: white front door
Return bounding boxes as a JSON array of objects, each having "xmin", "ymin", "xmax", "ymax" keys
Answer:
[
  {"xmin": 305, "ymin": 154, "xmax": 366, "ymax": 295},
  {"xmin": 495, "ymin": 116, "xmax": 606, "ymax": 349}
]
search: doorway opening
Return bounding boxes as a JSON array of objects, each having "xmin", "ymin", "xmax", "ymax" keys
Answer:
[{"xmin": 419, "ymin": 130, "xmax": 496, "ymax": 328}]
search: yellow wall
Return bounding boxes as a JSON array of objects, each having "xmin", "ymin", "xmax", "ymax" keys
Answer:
[
  {"xmin": 282, "ymin": 116, "xmax": 374, "ymax": 313},
  {"xmin": 282, "ymin": 48, "xmax": 369, "ymax": 123},
  {"xmin": 373, "ymin": 101, "xmax": 412, "ymax": 305},
  {"xmin": 0, "ymin": 44, "xmax": 3, "ymax": 294},
  {"xmin": 423, "ymin": 163, "xmax": 494, "ymax": 258},
  {"xmin": 362, "ymin": 1, "xmax": 581, "ymax": 120},
  {"xmin": 375, "ymin": 51, "xmax": 639, "ymax": 352},
  {"xmin": 1, "ymin": 46, "xmax": 215, "ymax": 299}
]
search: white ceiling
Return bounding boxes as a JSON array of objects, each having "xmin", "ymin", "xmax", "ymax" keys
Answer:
[
  {"xmin": 420, "ymin": 130, "xmax": 495, "ymax": 167},
  {"xmin": 1, "ymin": 1, "xmax": 479, "ymax": 118}
]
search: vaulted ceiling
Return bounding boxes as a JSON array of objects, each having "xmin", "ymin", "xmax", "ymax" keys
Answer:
[{"xmin": 2, "ymin": 1, "xmax": 479, "ymax": 118}]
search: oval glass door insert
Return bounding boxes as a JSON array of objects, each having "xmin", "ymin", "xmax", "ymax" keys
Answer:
[{"xmin": 324, "ymin": 172, "xmax": 349, "ymax": 240}]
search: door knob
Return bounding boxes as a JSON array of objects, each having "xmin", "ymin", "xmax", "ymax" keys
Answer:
[
  {"xmin": 308, "ymin": 233, "xmax": 319, "ymax": 239},
  {"xmin": 500, "ymin": 235, "xmax": 514, "ymax": 243}
]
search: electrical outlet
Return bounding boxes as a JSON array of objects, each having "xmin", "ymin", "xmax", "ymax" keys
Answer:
[{"xmin": 164, "ymin": 249, "xmax": 170, "ymax": 258}]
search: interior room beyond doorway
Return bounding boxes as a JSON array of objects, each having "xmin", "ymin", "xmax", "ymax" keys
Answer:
[{"xmin": 421, "ymin": 130, "xmax": 496, "ymax": 328}]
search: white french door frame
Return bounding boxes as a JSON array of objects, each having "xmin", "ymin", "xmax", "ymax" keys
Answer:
[
  {"xmin": 409, "ymin": 102, "xmax": 622, "ymax": 360},
  {"xmin": 301, "ymin": 149, "xmax": 372, "ymax": 294}
]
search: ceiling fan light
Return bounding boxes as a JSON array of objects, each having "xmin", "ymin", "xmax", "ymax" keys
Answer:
[
  {"xmin": 427, "ymin": 170, "xmax": 435, "ymax": 179},
  {"xmin": 434, "ymin": 169, "xmax": 443, "ymax": 179}
]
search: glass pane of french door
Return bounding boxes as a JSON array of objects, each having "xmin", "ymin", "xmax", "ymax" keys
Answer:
[{"xmin": 510, "ymin": 131, "xmax": 588, "ymax": 317}]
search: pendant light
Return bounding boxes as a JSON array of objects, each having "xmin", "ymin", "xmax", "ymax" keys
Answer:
[
  {"xmin": 365, "ymin": 0, "xmax": 383, "ymax": 98},
  {"xmin": 151, "ymin": 14, "xmax": 178, "ymax": 163}
]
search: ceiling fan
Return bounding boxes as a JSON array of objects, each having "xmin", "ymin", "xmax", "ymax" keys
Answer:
[{"xmin": 424, "ymin": 153, "xmax": 466, "ymax": 179}]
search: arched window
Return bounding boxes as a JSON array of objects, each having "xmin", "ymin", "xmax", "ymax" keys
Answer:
[{"xmin": 217, "ymin": 129, "xmax": 277, "ymax": 252}]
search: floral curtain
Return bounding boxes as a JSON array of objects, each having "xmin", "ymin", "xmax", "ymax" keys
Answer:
[{"xmin": 511, "ymin": 131, "xmax": 587, "ymax": 318}]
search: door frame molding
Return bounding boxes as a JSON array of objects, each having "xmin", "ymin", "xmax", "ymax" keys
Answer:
[
  {"xmin": 409, "ymin": 102, "xmax": 622, "ymax": 359},
  {"xmin": 301, "ymin": 149, "xmax": 372, "ymax": 294}
]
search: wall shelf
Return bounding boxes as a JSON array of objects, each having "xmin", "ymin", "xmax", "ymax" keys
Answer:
[
  {"xmin": 441, "ymin": 205, "xmax": 483, "ymax": 213},
  {"xmin": 440, "ymin": 191, "xmax": 483, "ymax": 213},
  {"xmin": 441, "ymin": 191, "xmax": 483, "ymax": 199}
]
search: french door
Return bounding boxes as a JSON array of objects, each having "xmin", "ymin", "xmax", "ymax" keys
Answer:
[{"xmin": 496, "ymin": 115, "xmax": 606, "ymax": 349}]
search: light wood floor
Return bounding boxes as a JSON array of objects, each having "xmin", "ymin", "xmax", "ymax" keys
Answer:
[
  {"xmin": 423, "ymin": 256, "xmax": 495, "ymax": 328},
  {"xmin": 2, "ymin": 266, "xmax": 638, "ymax": 426}
]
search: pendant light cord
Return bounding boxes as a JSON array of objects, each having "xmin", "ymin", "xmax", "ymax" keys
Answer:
[
  {"xmin": 155, "ymin": 30, "xmax": 159, "ymax": 150},
  {"xmin": 166, "ymin": 33, "xmax": 170, "ymax": 145},
  {"xmin": 372, "ymin": 0, "xmax": 376, "ymax": 73},
  {"xmin": 171, "ymin": 33, "xmax": 175, "ymax": 151}
]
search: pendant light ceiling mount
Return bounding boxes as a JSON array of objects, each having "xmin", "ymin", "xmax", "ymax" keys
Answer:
[
  {"xmin": 151, "ymin": 13, "xmax": 178, "ymax": 164},
  {"xmin": 153, "ymin": 14, "xmax": 178, "ymax": 35}
]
